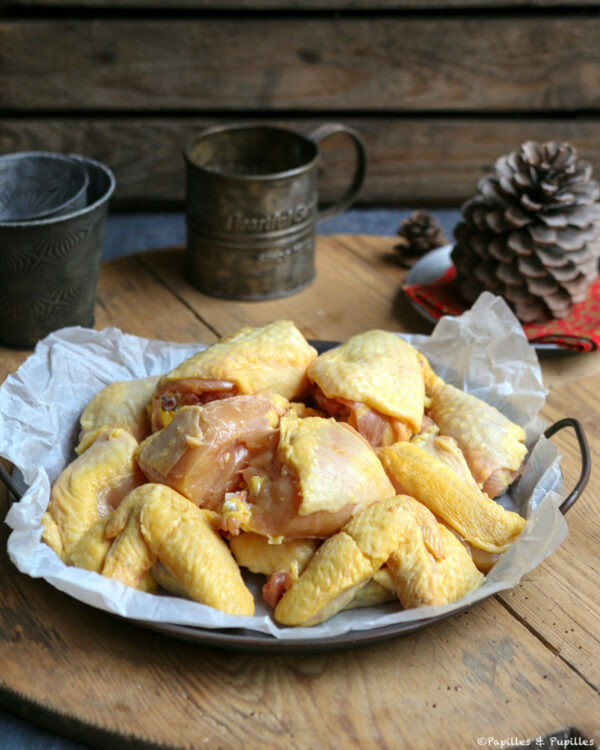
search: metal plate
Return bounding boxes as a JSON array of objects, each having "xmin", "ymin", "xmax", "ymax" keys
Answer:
[{"xmin": 404, "ymin": 245, "xmax": 569, "ymax": 357}]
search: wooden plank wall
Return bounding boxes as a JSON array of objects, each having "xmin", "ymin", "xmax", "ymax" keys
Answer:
[{"xmin": 1, "ymin": 1, "xmax": 600, "ymax": 208}]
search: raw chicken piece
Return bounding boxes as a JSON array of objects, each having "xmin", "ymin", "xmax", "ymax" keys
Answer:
[
  {"xmin": 136, "ymin": 393, "xmax": 288, "ymax": 510},
  {"xmin": 139, "ymin": 397, "xmax": 395, "ymax": 539},
  {"xmin": 339, "ymin": 568, "xmax": 398, "ymax": 615},
  {"xmin": 411, "ymin": 424, "xmax": 480, "ymax": 492},
  {"xmin": 69, "ymin": 483, "xmax": 255, "ymax": 615},
  {"xmin": 229, "ymin": 533, "xmax": 318, "ymax": 579},
  {"xmin": 387, "ymin": 523, "xmax": 484, "ymax": 608},
  {"xmin": 307, "ymin": 330, "xmax": 426, "ymax": 447},
  {"xmin": 229, "ymin": 533, "xmax": 319, "ymax": 607},
  {"xmin": 274, "ymin": 496, "xmax": 443, "ymax": 626},
  {"xmin": 415, "ymin": 351, "xmax": 444, "ymax": 397},
  {"xmin": 42, "ymin": 429, "xmax": 144, "ymax": 560},
  {"xmin": 240, "ymin": 416, "xmax": 396, "ymax": 539},
  {"xmin": 378, "ymin": 441, "xmax": 525, "ymax": 554},
  {"xmin": 151, "ymin": 320, "xmax": 317, "ymax": 430},
  {"xmin": 427, "ymin": 383, "xmax": 528, "ymax": 498},
  {"xmin": 76, "ymin": 375, "xmax": 160, "ymax": 454}
]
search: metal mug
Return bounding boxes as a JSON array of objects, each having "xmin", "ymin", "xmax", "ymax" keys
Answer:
[{"xmin": 183, "ymin": 123, "xmax": 366, "ymax": 300}]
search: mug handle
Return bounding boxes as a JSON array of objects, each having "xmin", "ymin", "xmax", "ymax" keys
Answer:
[{"xmin": 307, "ymin": 123, "xmax": 367, "ymax": 223}]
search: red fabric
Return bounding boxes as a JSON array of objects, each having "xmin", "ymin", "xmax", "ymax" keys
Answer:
[{"xmin": 404, "ymin": 265, "xmax": 600, "ymax": 353}]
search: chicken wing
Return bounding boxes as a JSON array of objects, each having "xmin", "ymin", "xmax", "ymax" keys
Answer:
[
  {"xmin": 69, "ymin": 483, "xmax": 255, "ymax": 615},
  {"xmin": 151, "ymin": 320, "xmax": 317, "ymax": 430},
  {"xmin": 76, "ymin": 375, "xmax": 159, "ymax": 454},
  {"xmin": 274, "ymin": 495, "xmax": 443, "ymax": 627},
  {"xmin": 307, "ymin": 330, "xmax": 426, "ymax": 447},
  {"xmin": 387, "ymin": 523, "xmax": 484, "ymax": 608},
  {"xmin": 378, "ymin": 441, "xmax": 525, "ymax": 554},
  {"xmin": 42, "ymin": 428, "xmax": 144, "ymax": 560},
  {"xmin": 427, "ymin": 383, "xmax": 527, "ymax": 498}
]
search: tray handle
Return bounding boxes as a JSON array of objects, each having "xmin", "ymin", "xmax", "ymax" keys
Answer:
[
  {"xmin": 0, "ymin": 460, "xmax": 22, "ymax": 504},
  {"xmin": 543, "ymin": 417, "xmax": 591, "ymax": 515}
]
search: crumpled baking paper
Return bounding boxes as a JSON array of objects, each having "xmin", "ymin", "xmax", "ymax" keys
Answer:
[{"xmin": 1, "ymin": 292, "xmax": 569, "ymax": 641}]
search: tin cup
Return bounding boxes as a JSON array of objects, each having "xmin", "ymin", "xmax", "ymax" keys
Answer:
[{"xmin": 183, "ymin": 123, "xmax": 366, "ymax": 300}]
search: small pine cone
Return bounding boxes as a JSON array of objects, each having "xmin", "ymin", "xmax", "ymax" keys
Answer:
[
  {"xmin": 452, "ymin": 141, "xmax": 600, "ymax": 323},
  {"xmin": 395, "ymin": 210, "xmax": 448, "ymax": 267}
]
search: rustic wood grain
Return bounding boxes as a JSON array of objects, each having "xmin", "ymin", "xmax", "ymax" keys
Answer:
[
  {"xmin": 137, "ymin": 238, "xmax": 431, "ymax": 343},
  {"xmin": 3, "ymin": 17, "xmax": 600, "ymax": 113},
  {"xmin": 1, "ymin": 237, "xmax": 599, "ymax": 748},
  {"xmin": 496, "ymin": 377, "xmax": 600, "ymax": 690},
  {"xmin": 5, "ymin": 116, "xmax": 600, "ymax": 207}
]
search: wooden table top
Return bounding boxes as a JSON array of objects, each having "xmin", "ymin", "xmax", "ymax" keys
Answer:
[{"xmin": 1, "ymin": 235, "xmax": 599, "ymax": 750}]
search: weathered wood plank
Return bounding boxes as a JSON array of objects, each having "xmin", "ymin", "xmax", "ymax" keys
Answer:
[
  {"xmin": 4, "ymin": 116, "xmax": 600, "ymax": 207},
  {"xmin": 2, "ymin": 17, "xmax": 600, "ymax": 112}
]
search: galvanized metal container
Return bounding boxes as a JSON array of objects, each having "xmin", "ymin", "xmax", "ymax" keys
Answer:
[
  {"xmin": 0, "ymin": 155, "xmax": 115, "ymax": 349},
  {"xmin": 183, "ymin": 123, "xmax": 366, "ymax": 300}
]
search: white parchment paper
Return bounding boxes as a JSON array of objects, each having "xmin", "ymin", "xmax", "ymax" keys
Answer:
[{"xmin": 1, "ymin": 292, "xmax": 569, "ymax": 641}]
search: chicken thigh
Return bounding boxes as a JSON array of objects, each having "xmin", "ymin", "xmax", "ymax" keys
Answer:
[
  {"xmin": 307, "ymin": 330, "xmax": 426, "ymax": 447},
  {"xmin": 151, "ymin": 320, "xmax": 317, "ymax": 430}
]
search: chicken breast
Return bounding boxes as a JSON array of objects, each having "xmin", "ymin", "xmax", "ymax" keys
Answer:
[
  {"xmin": 307, "ymin": 330, "xmax": 426, "ymax": 447},
  {"xmin": 239, "ymin": 416, "xmax": 396, "ymax": 539},
  {"xmin": 76, "ymin": 375, "xmax": 160, "ymax": 454},
  {"xmin": 151, "ymin": 320, "xmax": 317, "ymax": 430},
  {"xmin": 42, "ymin": 428, "xmax": 144, "ymax": 560},
  {"xmin": 136, "ymin": 393, "xmax": 288, "ymax": 510},
  {"xmin": 427, "ymin": 383, "xmax": 528, "ymax": 498}
]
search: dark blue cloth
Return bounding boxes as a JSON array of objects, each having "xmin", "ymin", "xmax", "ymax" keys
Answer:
[{"xmin": 101, "ymin": 208, "xmax": 460, "ymax": 260}]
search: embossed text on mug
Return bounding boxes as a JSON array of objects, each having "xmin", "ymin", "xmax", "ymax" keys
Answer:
[{"xmin": 226, "ymin": 201, "xmax": 317, "ymax": 233}]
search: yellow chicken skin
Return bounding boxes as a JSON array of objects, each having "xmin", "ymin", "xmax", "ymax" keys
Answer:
[
  {"xmin": 69, "ymin": 484, "xmax": 255, "ymax": 615},
  {"xmin": 140, "ymin": 485, "xmax": 255, "ymax": 615},
  {"xmin": 76, "ymin": 375, "xmax": 160, "ymax": 454},
  {"xmin": 240, "ymin": 416, "xmax": 396, "ymax": 539},
  {"xmin": 387, "ymin": 523, "xmax": 484, "ymax": 608},
  {"xmin": 427, "ymin": 383, "xmax": 528, "ymax": 498},
  {"xmin": 42, "ymin": 429, "xmax": 144, "ymax": 560},
  {"xmin": 274, "ymin": 496, "xmax": 444, "ymax": 627},
  {"xmin": 378, "ymin": 441, "xmax": 526, "ymax": 554},
  {"xmin": 411, "ymin": 424, "xmax": 480, "ymax": 493},
  {"xmin": 151, "ymin": 321, "xmax": 317, "ymax": 430},
  {"xmin": 136, "ymin": 393, "xmax": 288, "ymax": 511},
  {"xmin": 229, "ymin": 533, "xmax": 318, "ymax": 580},
  {"xmin": 307, "ymin": 330, "xmax": 426, "ymax": 447},
  {"xmin": 69, "ymin": 488, "xmax": 158, "ymax": 592},
  {"xmin": 229, "ymin": 532, "xmax": 319, "ymax": 608}
]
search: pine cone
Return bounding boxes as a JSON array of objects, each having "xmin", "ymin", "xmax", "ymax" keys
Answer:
[
  {"xmin": 395, "ymin": 210, "xmax": 448, "ymax": 267},
  {"xmin": 452, "ymin": 141, "xmax": 600, "ymax": 323}
]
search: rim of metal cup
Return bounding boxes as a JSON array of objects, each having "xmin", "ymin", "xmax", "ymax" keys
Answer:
[
  {"xmin": 183, "ymin": 123, "xmax": 320, "ymax": 182},
  {"xmin": 0, "ymin": 154, "xmax": 116, "ymax": 228},
  {"xmin": 0, "ymin": 151, "xmax": 90, "ymax": 223}
]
